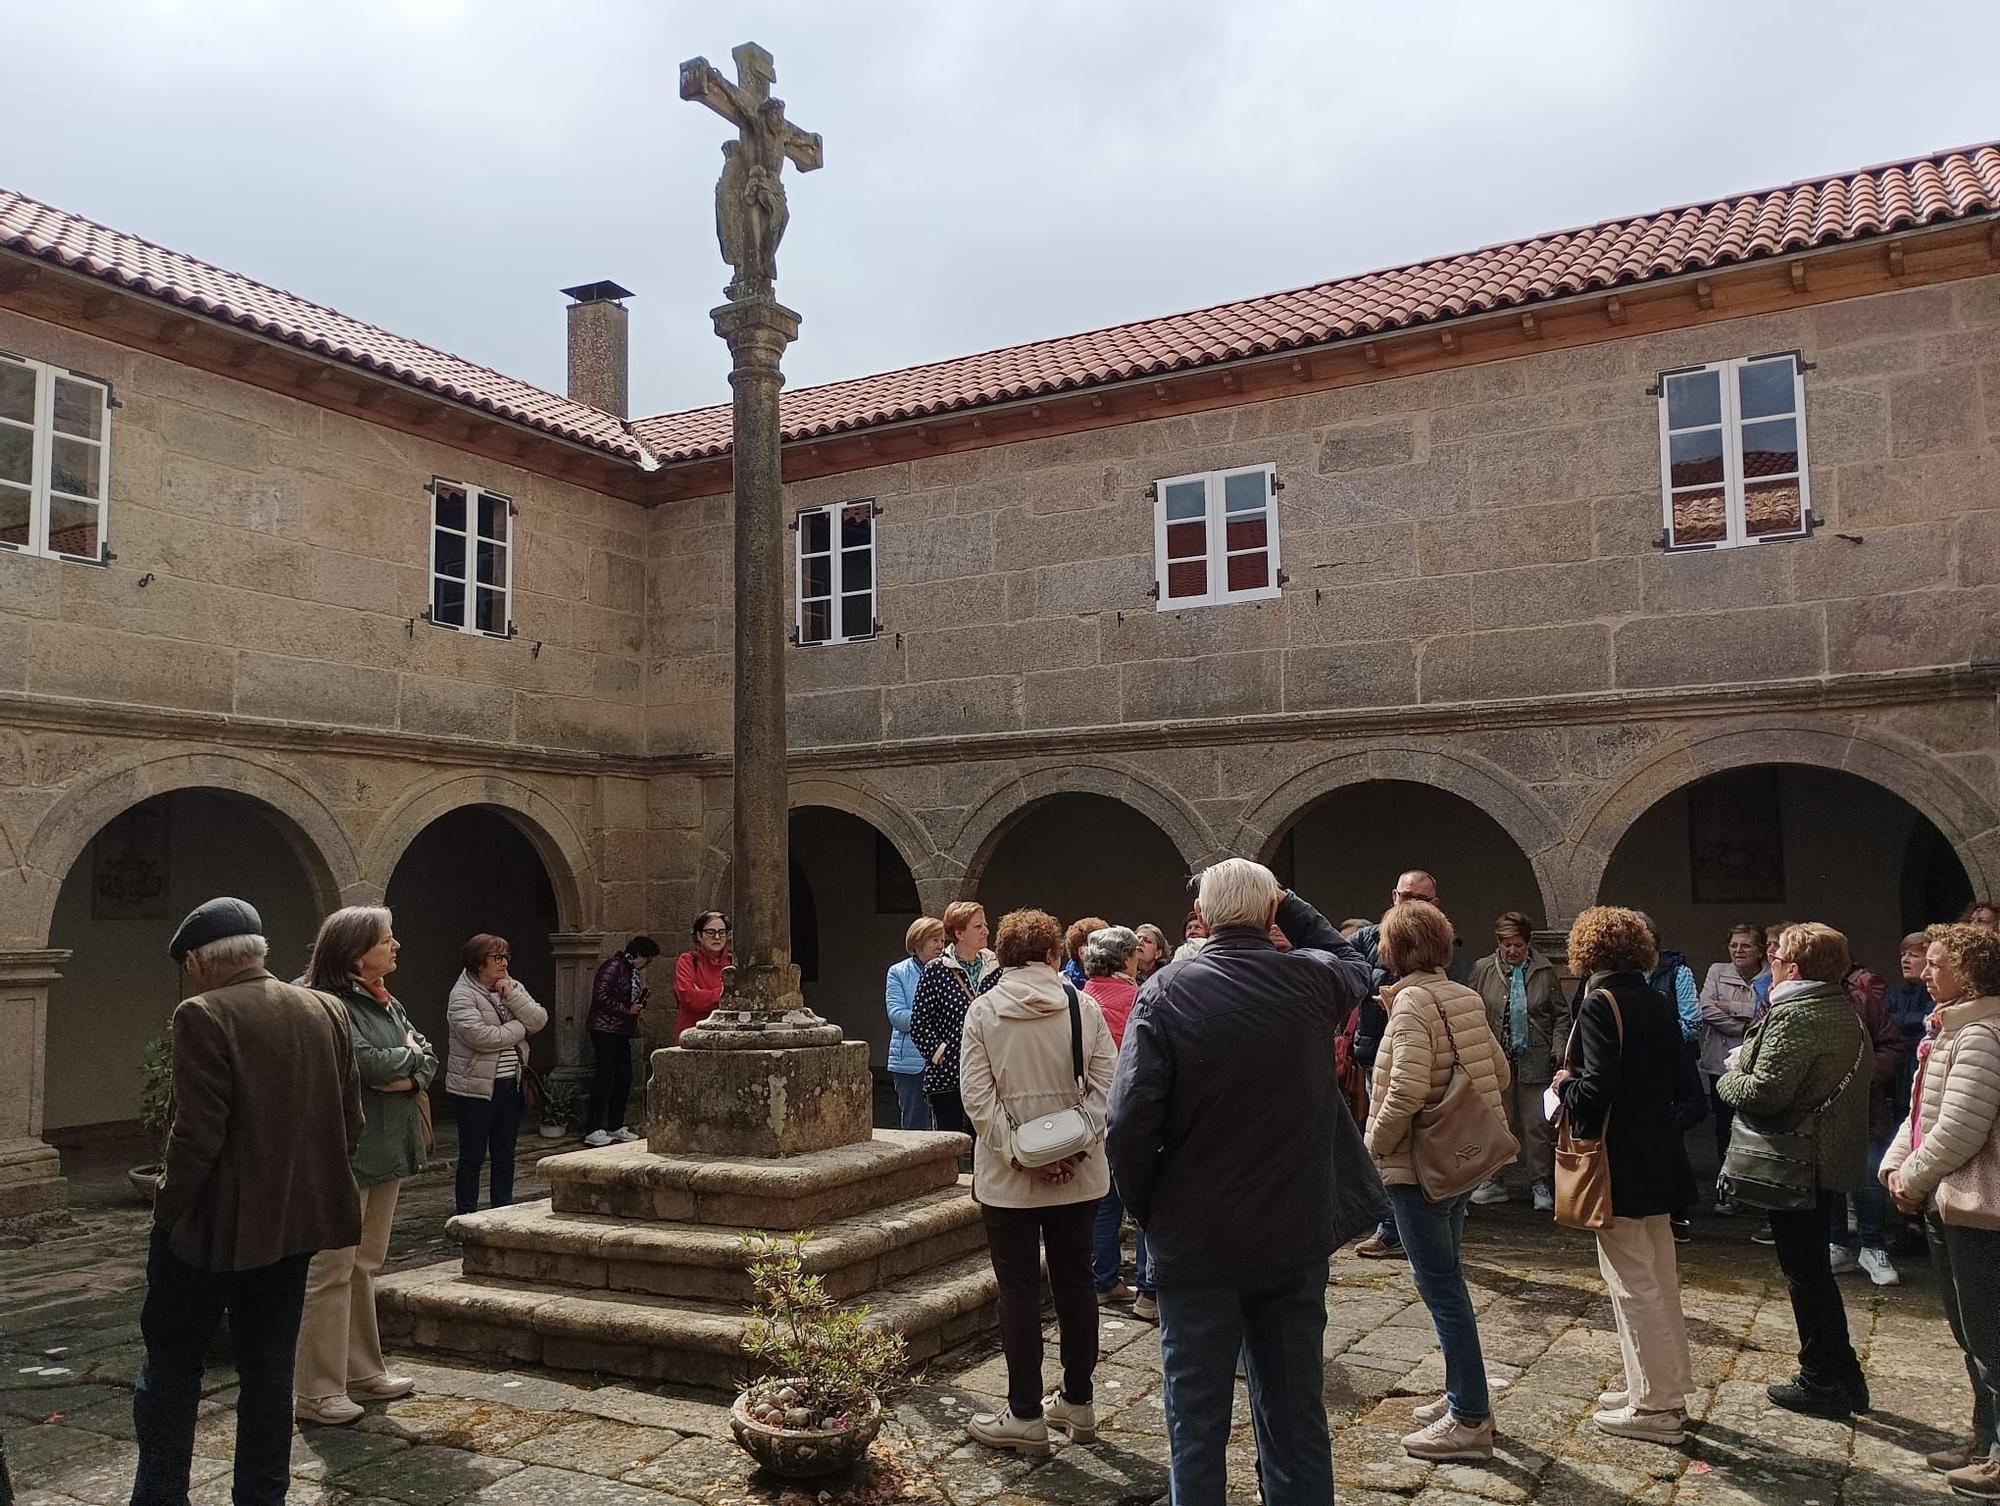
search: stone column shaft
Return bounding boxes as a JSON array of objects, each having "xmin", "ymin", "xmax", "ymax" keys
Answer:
[
  {"xmin": 547, "ymin": 930, "xmax": 608, "ymax": 1080},
  {"xmin": 718, "ymin": 295, "xmax": 801, "ymax": 994},
  {"xmin": 0, "ymin": 948, "xmax": 71, "ymax": 1219}
]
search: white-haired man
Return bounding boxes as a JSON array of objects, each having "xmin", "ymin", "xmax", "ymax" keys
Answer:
[
  {"xmin": 1107, "ymin": 858, "xmax": 1371, "ymax": 1506},
  {"xmin": 132, "ymin": 898, "xmax": 364, "ymax": 1506}
]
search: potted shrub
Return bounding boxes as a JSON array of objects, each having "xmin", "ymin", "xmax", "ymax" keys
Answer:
[
  {"xmin": 729, "ymin": 1231, "xmax": 904, "ymax": 1479},
  {"xmin": 128, "ymin": 1034, "xmax": 173, "ymax": 1200},
  {"xmin": 538, "ymin": 1078, "xmax": 580, "ymax": 1140}
]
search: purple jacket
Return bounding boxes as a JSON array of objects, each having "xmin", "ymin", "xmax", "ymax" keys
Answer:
[{"xmin": 587, "ymin": 952, "xmax": 648, "ymax": 1037}]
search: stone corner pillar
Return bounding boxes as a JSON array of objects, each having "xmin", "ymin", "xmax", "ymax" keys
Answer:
[
  {"xmin": 0, "ymin": 948, "xmax": 72, "ymax": 1220},
  {"xmin": 547, "ymin": 931, "xmax": 609, "ymax": 1084}
]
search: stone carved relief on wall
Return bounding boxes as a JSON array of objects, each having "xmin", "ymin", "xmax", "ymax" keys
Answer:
[{"xmin": 91, "ymin": 802, "xmax": 169, "ymax": 920}]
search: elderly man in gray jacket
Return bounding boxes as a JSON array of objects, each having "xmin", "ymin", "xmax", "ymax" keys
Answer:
[{"xmin": 1107, "ymin": 858, "xmax": 1371, "ymax": 1506}]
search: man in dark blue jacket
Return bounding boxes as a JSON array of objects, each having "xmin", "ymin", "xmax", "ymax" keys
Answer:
[{"xmin": 1107, "ymin": 858, "xmax": 1370, "ymax": 1506}]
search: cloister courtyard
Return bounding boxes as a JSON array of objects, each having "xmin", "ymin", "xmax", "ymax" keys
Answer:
[{"xmin": 1, "ymin": 1131, "xmax": 1975, "ymax": 1506}]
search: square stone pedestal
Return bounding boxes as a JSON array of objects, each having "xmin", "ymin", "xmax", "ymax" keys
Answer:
[{"xmin": 646, "ymin": 1039, "xmax": 872, "ymax": 1157}]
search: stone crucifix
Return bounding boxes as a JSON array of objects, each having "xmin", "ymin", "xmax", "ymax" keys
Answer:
[
  {"xmin": 679, "ymin": 42, "xmax": 823, "ymax": 302},
  {"xmin": 652, "ymin": 38, "xmax": 857, "ymax": 1143}
]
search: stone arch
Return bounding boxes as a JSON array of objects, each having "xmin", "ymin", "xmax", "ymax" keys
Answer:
[
  {"xmin": 19, "ymin": 749, "xmax": 359, "ymax": 946},
  {"xmin": 1232, "ymin": 744, "xmax": 1565, "ymax": 926},
  {"xmin": 1569, "ymin": 719, "xmax": 2000, "ymax": 917},
  {"xmin": 952, "ymin": 761, "xmax": 1219, "ymax": 897},
  {"xmin": 359, "ymin": 771, "xmax": 592, "ymax": 931},
  {"xmin": 786, "ymin": 776, "xmax": 946, "ymax": 886},
  {"xmin": 700, "ymin": 773, "xmax": 950, "ymax": 914}
]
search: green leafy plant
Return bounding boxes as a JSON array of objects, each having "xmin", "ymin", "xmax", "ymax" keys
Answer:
[
  {"xmin": 541, "ymin": 1078, "xmax": 580, "ymax": 1127},
  {"xmin": 738, "ymin": 1231, "xmax": 904, "ymax": 1431},
  {"xmin": 138, "ymin": 1034, "xmax": 173, "ymax": 1158}
]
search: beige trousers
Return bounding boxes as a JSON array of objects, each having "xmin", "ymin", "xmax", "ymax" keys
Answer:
[
  {"xmin": 1595, "ymin": 1213, "xmax": 1694, "ymax": 1413},
  {"xmin": 294, "ymin": 1178, "xmax": 399, "ymax": 1402},
  {"xmin": 1504, "ymin": 1072, "xmax": 1555, "ymax": 1182}
]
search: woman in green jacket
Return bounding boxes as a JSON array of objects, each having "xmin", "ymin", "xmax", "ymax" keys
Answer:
[
  {"xmin": 1717, "ymin": 921, "xmax": 1871, "ymax": 1420},
  {"xmin": 292, "ymin": 906, "xmax": 438, "ymax": 1426}
]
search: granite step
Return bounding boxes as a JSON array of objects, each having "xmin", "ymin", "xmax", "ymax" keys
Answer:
[
  {"xmin": 375, "ymin": 1248, "xmax": 1000, "ymax": 1390},
  {"xmin": 451, "ymin": 1183, "xmax": 988, "ymax": 1302},
  {"xmin": 538, "ymin": 1129, "xmax": 969, "ymax": 1227}
]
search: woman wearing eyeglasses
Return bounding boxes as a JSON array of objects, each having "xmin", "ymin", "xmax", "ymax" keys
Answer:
[
  {"xmin": 445, "ymin": 933, "xmax": 547, "ymax": 1215},
  {"xmin": 674, "ymin": 912, "xmax": 734, "ymax": 1044}
]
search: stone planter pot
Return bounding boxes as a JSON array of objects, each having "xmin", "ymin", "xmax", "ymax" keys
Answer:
[
  {"xmin": 536, "ymin": 1123, "xmax": 569, "ymax": 1141},
  {"xmin": 128, "ymin": 1165, "xmax": 163, "ymax": 1201},
  {"xmin": 729, "ymin": 1390, "xmax": 881, "ymax": 1478}
]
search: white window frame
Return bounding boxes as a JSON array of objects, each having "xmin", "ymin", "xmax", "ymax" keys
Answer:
[
  {"xmin": 793, "ymin": 499, "xmax": 878, "ymax": 647},
  {"xmin": 1151, "ymin": 462, "xmax": 1282, "ymax": 610},
  {"xmin": 0, "ymin": 350, "xmax": 113, "ymax": 564},
  {"xmin": 1656, "ymin": 352, "xmax": 1812, "ymax": 551},
  {"xmin": 427, "ymin": 478, "xmax": 514, "ymax": 637}
]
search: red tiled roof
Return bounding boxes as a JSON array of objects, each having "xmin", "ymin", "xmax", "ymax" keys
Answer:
[
  {"xmin": 632, "ymin": 141, "xmax": 2000, "ymax": 463},
  {"xmin": 4, "ymin": 141, "xmax": 1998, "ymax": 477},
  {"xmin": 0, "ymin": 190, "xmax": 647, "ymax": 461}
]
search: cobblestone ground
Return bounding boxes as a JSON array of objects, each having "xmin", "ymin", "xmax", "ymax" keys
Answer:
[{"xmin": 1, "ymin": 1155, "xmax": 1978, "ymax": 1505}]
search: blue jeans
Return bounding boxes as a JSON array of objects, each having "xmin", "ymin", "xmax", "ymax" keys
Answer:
[
  {"xmin": 132, "ymin": 1224, "xmax": 311, "ymax": 1506},
  {"xmin": 1388, "ymin": 1184, "xmax": 1490, "ymax": 1422},
  {"xmin": 1091, "ymin": 1188, "xmax": 1152, "ymax": 1295},
  {"xmin": 1828, "ymin": 1125, "xmax": 1896, "ymax": 1248},
  {"xmin": 1157, "ymin": 1260, "xmax": 1331, "ymax": 1506},
  {"xmin": 891, "ymin": 1070, "xmax": 933, "ymax": 1131}
]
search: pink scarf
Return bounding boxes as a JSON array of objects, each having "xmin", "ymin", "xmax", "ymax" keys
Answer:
[{"xmin": 1911, "ymin": 1003, "xmax": 1949, "ymax": 1151}]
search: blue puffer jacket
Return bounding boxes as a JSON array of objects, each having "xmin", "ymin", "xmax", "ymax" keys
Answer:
[{"xmin": 884, "ymin": 955, "xmax": 926, "ymax": 1075}]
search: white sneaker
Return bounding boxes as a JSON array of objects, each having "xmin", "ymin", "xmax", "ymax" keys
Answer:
[
  {"xmin": 1857, "ymin": 1246, "xmax": 1900, "ymax": 1286},
  {"xmin": 295, "ymin": 1394, "xmax": 363, "ymax": 1426},
  {"xmin": 1828, "ymin": 1243, "xmax": 1860, "ymax": 1275},
  {"xmin": 1598, "ymin": 1388, "xmax": 1629, "ymax": 1409},
  {"xmin": 582, "ymin": 1130, "xmax": 614, "ymax": 1148},
  {"xmin": 610, "ymin": 1127, "xmax": 643, "ymax": 1144},
  {"xmin": 1593, "ymin": 1404, "xmax": 1686, "ymax": 1444},
  {"xmin": 966, "ymin": 1408, "xmax": 1051, "ymax": 1456},
  {"xmin": 1469, "ymin": 1179, "xmax": 1510, "ymax": 1206},
  {"xmin": 1041, "ymin": 1390, "xmax": 1097, "ymax": 1441},
  {"xmin": 1532, "ymin": 1180, "xmax": 1555, "ymax": 1213}
]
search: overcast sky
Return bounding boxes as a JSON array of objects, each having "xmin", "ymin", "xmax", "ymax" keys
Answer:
[{"xmin": 9, "ymin": 2, "xmax": 2000, "ymax": 421}]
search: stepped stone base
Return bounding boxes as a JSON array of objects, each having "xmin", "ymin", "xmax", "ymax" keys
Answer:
[
  {"xmin": 377, "ymin": 1248, "xmax": 998, "ymax": 1390},
  {"xmin": 377, "ymin": 1129, "xmax": 999, "ymax": 1389},
  {"xmin": 546, "ymin": 1132, "xmax": 962, "ymax": 1226},
  {"xmin": 457, "ymin": 1184, "xmax": 987, "ymax": 1302}
]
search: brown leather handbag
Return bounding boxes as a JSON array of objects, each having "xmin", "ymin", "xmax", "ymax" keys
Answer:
[
  {"xmin": 1411, "ymin": 985, "xmax": 1520, "ymax": 1201},
  {"xmin": 1553, "ymin": 989, "xmax": 1622, "ymax": 1230}
]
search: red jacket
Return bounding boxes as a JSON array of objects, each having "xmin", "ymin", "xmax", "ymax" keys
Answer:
[{"xmin": 674, "ymin": 949, "xmax": 731, "ymax": 1043}]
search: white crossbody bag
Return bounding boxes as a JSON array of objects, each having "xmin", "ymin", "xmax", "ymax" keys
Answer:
[{"xmin": 1005, "ymin": 984, "xmax": 1098, "ymax": 1168}]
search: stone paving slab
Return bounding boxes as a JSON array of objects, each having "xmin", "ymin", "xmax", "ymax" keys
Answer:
[{"xmin": 2, "ymin": 1166, "xmax": 1987, "ymax": 1504}]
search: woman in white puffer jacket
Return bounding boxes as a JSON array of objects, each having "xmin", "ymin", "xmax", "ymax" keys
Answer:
[
  {"xmin": 1882, "ymin": 922, "xmax": 2000, "ymax": 1492},
  {"xmin": 957, "ymin": 908, "xmax": 1116, "ymax": 1460},
  {"xmin": 446, "ymin": 933, "xmax": 547, "ymax": 1215}
]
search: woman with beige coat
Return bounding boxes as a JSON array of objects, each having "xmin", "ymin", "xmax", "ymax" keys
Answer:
[
  {"xmin": 958, "ymin": 908, "xmax": 1117, "ymax": 1458},
  {"xmin": 1881, "ymin": 922, "xmax": 2000, "ymax": 1495},
  {"xmin": 446, "ymin": 934, "xmax": 548, "ymax": 1216},
  {"xmin": 1365, "ymin": 899, "xmax": 1509, "ymax": 1464}
]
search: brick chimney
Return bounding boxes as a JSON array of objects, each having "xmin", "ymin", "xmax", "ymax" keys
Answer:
[{"xmin": 561, "ymin": 281, "xmax": 633, "ymax": 418}]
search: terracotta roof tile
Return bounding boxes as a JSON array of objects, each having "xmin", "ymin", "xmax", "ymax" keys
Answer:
[
  {"xmin": 5, "ymin": 140, "xmax": 1997, "ymax": 478},
  {"xmin": 630, "ymin": 142, "xmax": 2000, "ymax": 463},
  {"xmin": 0, "ymin": 190, "xmax": 647, "ymax": 462}
]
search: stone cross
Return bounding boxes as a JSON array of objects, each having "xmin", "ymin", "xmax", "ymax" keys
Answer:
[
  {"xmin": 663, "ymin": 40, "xmax": 843, "ymax": 1071},
  {"xmin": 679, "ymin": 43, "xmax": 823, "ymax": 301}
]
